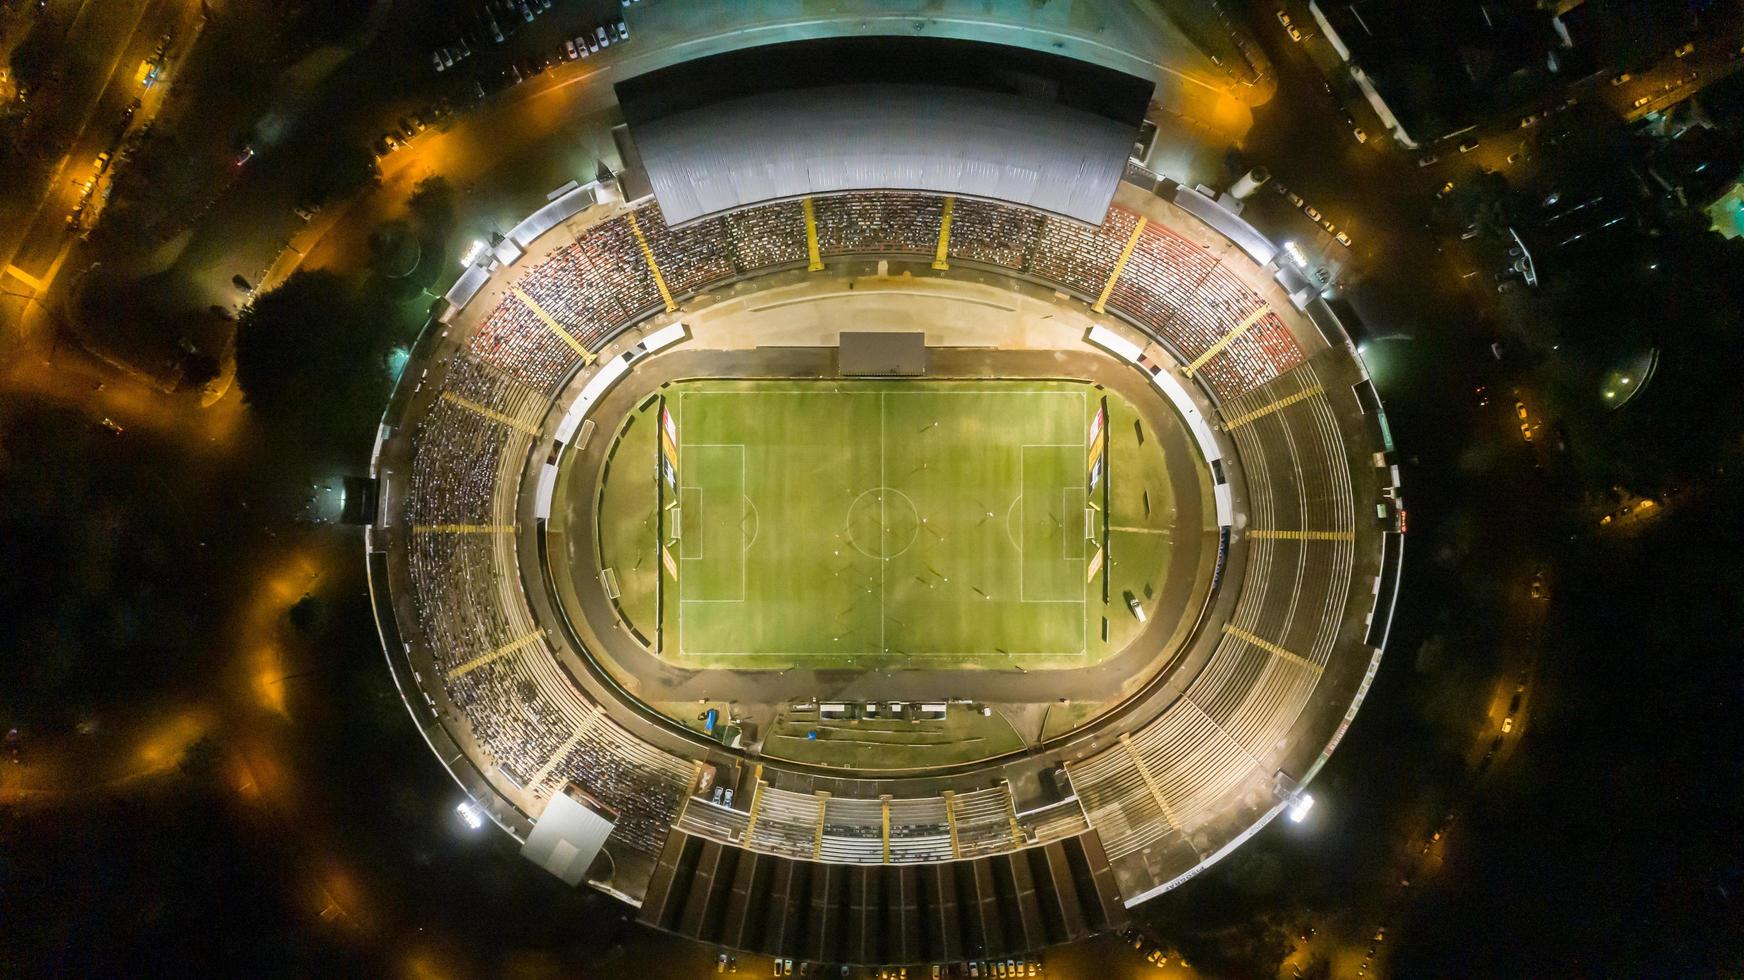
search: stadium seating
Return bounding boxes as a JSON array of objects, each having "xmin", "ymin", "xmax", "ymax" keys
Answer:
[
  {"xmin": 1066, "ymin": 362, "xmax": 1355, "ymax": 864},
  {"xmin": 721, "ymin": 201, "xmax": 808, "ymax": 270},
  {"xmin": 449, "ymin": 190, "xmax": 1309, "ymax": 404},
  {"xmin": 1028, "ymin": 205, "xmax": 1142, "ymax": 299},
  {"xmin": 397, "ymin": 188, "xmax": 1353, "ymax": 885},
  {"xmin": 946, "ymin": 198, "xmax": 1044, "ymax": 270},
  {"xmin": 813, "ymin": 193, "xmax": 942, "ymax": 256}
]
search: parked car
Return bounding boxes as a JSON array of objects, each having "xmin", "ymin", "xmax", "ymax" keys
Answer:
[
  {"xmin": 1417, "ymin": 154, "xmax": 1438, "ymax": 167},
  {"xmin": 1610, "ymin": 71, "xmax": 1632, "ymax": 86},
  {"xmin": 1458, "ymin": 139, "xmax": 1480, "ymax": 153},
  {"xmin": 480, "ymin": 11, "xmax": 504, "ymax": 43},
  {"xmin": 1633, "ymin": 95, "xmax": 1652, "ymax": 108},
  {"xmin": 1304, "ymin": 205, "xmax": 1322, "ymax": 221}
]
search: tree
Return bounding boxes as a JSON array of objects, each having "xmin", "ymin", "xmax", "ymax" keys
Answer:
[
  {"xmin": 407, "ymin": 176, "xmax": 456, "ymax": 234},
  {"xmin": 9, "ymin": 27, "xmax": 62, "ymax": 97},
  {"xmin": 368, "ymin": 220, "xmax": 421, "ymax": 279},
  {"xmin": 233, "ymin": 270, "xmax": 396, "ymax": 451},
  {"xmin": 288, "ymin": 594, "xmax": 328, "ymax": 635}
]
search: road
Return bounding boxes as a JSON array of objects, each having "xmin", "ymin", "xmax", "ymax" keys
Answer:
[{"xmin": 0, "ymin": 0, "xmax": 202, "ymax": 297}]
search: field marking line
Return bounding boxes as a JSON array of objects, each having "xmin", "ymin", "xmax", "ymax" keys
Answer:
[
  {"xmin": 678, "ymin": 393, "xmax": 684, "ymax": 656},
  {"xmin": 673, "ymin": 650, "xmax": 1074, "ymax": 658},
  {"xmin": 677, "ymin": 393, "xmax": 750, "ymax": 649},
  {"xmin": 693, "ymin": 444, "xmax": 748, "ymax": 601},
  {"xmin": 741, "ymin": 445, "xmax": 747, "ymax": 602},
  {"xmin": 1019, "ymin": 444, "xmax": 1089, "ymax": 608},
  {"xmin": 880, "ymin": 391, "xmax": 886, "ymax": 656},
  {"xmin": 844, "ymin": 487, "xmax": 919, "ymax": 561},
  {"xmin": 1061, "ymin": 487, "xmax": 1091, "ymax": 561},
  {"xmin": 678, "ymin": 487, "xmax": 704, "ymax": 560},
  {"xmin": 676, "ymin": 387, "xmax": 1079, "ymax": 397},
  {"xmin": 670, "ymin": 382, "xmax": 1099, "ymax": 660}
]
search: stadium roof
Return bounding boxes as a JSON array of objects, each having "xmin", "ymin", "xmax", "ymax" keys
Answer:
[
  {"xmin": 520, "ymin": 786, "xmax": 616, "ymax": 887},
  {"xmin": 619, "ymin": 37, "xmax": 1151, "ymax": 227},
  {"xmin": 633, "ymin": 84, "xmax": 1136, "ymax": 226}
]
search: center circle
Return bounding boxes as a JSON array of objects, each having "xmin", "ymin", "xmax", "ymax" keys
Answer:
[{"xmin": 845, "ymin": 487, "xmax": 921, "ymax": 560}]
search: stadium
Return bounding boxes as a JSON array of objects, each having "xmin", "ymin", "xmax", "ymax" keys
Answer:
[{"xmin": 367, "ymin": 18, "xmax": 1403, "ymax": 971}]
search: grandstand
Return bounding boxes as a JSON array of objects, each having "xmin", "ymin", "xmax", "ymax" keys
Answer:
[{"xmin": 368, "ymin": 174, "xmax": 1401, "ymax": 964}]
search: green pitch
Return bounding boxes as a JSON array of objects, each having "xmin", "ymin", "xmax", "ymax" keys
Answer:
[{"xmin": 665, "ymin": 380, "xmax": 1099, "ymax": 668}]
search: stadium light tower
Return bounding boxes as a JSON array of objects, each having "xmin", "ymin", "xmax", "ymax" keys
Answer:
[{"xmin": 1276, "ymin": 770, "xmax": 1315, "ymax": 824}]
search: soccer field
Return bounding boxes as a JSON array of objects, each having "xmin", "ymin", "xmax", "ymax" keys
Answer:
[{"xmin": 665, "ymin": 380, "xmax": 1101, "ymax": 668}]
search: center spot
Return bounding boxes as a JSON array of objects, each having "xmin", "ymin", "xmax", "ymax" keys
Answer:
[{"xmin": 846, "ymin": 487, "xmax": 920, "ymax": 560}]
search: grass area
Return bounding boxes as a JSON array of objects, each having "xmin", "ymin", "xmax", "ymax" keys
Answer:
[
  {"xmin": 589, "ymin": 376, "xmax": 1196, "ymax": 682},
  {"xmin": 664, "ymin": 379, "xmax": 1100, "ymax": 669},
  {"xmin": 1039, "ymin": 700, "xmax": 1109, "ymax": 741},
  {"xmin": 1103, "ymin": 390, "xmax": 1184, "ymax": 654},
  {"xmin": 594, "ymin": 400, "xmax": 660, "ymax": 643}
]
